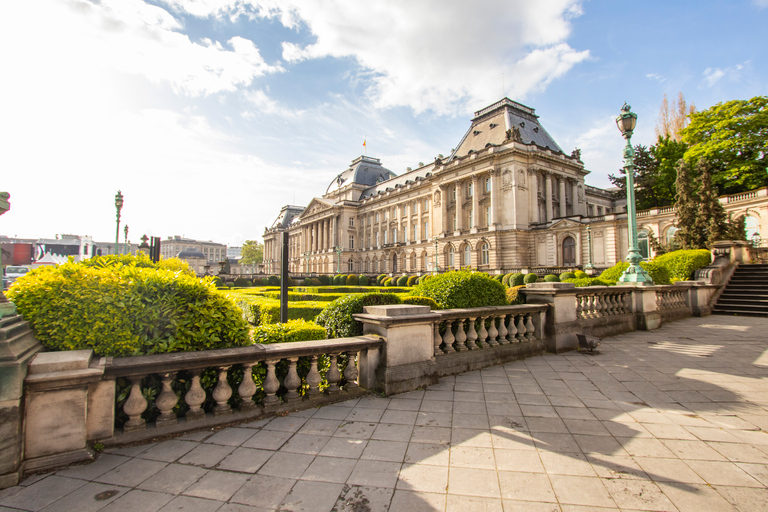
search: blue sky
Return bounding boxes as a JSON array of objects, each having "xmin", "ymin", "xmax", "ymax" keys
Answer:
[{"xmin": 1, "ymin": 0, "xmax": 766, "ymax": 247}]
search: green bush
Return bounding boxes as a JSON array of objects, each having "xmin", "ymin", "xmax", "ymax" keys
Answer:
[
  {"xmin": 387, "ymin": 277, "xmax": 398, "ymax": 287},
  {"xmin": 318, "ymin": 275, "xmax": 330, "ymax": 286},
  {"xmin": 511, "ymin": 273, "xmax": 525, "ymax": 287},
  {"xmin": 315, "ymin": 293, "xmax": 403, "ymax": 338},
  {"xmin": 302, "ymin": 277, "xmax": 313, "ymax": 286},
  {"xmin": 251, "ymin": 277, "xmax": 263, "ymax": 286},
  {"xmin": 574, "ymin": 270, "xmax": 588, "ymax": 279},
  {"xmin": 252, "ymin": 320, "xmax": 327, "ymax": 344},
  {"xmin": 310, "ymin": 277, "xmax": 322, "ymax": 286},
  {"xmin": 653, "ymin": 249, "xmax": 712, "ymax": 281},
  {"xmin": 598, "ymin": 261, "xmax": 671, "ymax": 285},
  {"xmin": 358, "ymin": 275, "xmax": 369, "ymax": 286},
  {"xmin": 562, "ymin": 277, "xmax": 611, "ymax": 287},
  {"xmin": 559, "ymin": 272, "xmax": 575, "ymax": 280},
  {"xmin": 236, "ymin": 296, "xmax": 327, "ymax": 325},
  {"xmin": 346, "ymin": 274, "xmax": 359, "ymax": 285},
  {"xmin": 524, "ymin": 273, "xmax": 538, "ymax": 284},
  {"xmin": 543, "ymin": 274, "xmax": 559, "ymax": 282},
  {"xmin": 267, "ymin": 275, "xmax": 280, "ymax": 286},
  {"xmin": 376, "ymin": 274, "xmax": 387, "ymax": 285},
  {"xmin": 502, "ymin": 273, "xmax": 514, "ymax": 287},
  {"xmin": 401, "ymin": 295, "xmax": 440, "ymax": 309},
  {"xmin": 410, "ymin": 270, "xmax": 507, "ymax": 309},
  {"xmin": 234, "ymin": 277, "xmax": 250, "ymax": 287},
  {"xmin": 506, "ymin": 285, "xmax": 526, "ymax": 305},
  {"xmin": 397, "ymin": 276, "xmax": 408, "ymax": 286},
  {"xmin": 262, "ymin": 291, "xmax": 348, "ymax": 302},
  {"xmin": 79, "ymin": 253, "xmax": 196, "ymax": 278},
  {"xmin": 493, "ymin": 274, "xmax": 504, "ymax": 283},
  {"xmin": 213, "ymin": 276, "xmax": 224, "ymax": 287},
  {"xmin": 407, "ymin": 276, "xmax": 418, "ymax": 286},
  {"xmin": 8, "ymin": 257, "xmax": 250, "ymax": 357}
]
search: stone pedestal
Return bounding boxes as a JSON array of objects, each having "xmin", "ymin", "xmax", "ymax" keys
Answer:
[
  {"xmin": 632, "ymin": 287, "xmax": 661, "ymax": 331},
  {"xmin": 522, "ymin": 282, "xmax": 580, "ymax": 353},
  {"xmin": 0, "ymin": 315, "xmax": 43, "ymax": 489}
]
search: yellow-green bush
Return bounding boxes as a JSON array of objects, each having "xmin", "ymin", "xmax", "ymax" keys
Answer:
[
  {"xmin": 598, "ymin": 261, "xmax": 671, "ymax": 285},
  {"xmin": 8, "ymin": 257, "xmax": 249, "ymax": 357},
  {"xmin": 401, "ymin": 295, "xmax": 441, "ymax": 309},
  {"xmin": 252, "ymin": 320, "xmax": 327, "ymax": 344},
  {"xmin": 410, "ymin": 270, "xmax": 507, "ymax": 309},
  {"xmin": 653, "ymin": 249, "xmax": 712, "ymax": 281},
  {"xmin": 315, "ymin": 292, "xmax": 403, "ymax": 338},
  {"xmin": 506, "ymin": 285, "xmax": 526, "ymax": 304},
  {"xmin": 236, "ymin": 296, "xmax": 326, "ymax": 325}
]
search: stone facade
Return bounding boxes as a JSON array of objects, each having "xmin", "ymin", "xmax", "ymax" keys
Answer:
[{"xmin": 263, "ymin": 98, "xmax": 768, "ymax": 275}]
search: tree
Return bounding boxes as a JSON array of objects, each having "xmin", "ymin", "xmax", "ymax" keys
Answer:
[
  {"xmin": 655, "ymin": 92, "xmax": 696, "ymax": 141},
  {"xmin": 240, "ymin": 240, "xmax": 263, "ymax": 265},
  {"xmin": 673, "ymin": 159, "xmax": 702, "ymax": 249},
  {"xmin": 695, "ymin": 160, "xmax": 727, "ymax": 246},
  {"xmin": 680, "ymin": 96, "xmax": 768, "ymax": 195}
]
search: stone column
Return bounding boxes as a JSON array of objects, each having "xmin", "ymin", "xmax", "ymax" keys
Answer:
[
  {"xmin": 471, "ymin": 175, "xmax": 480, "ymax": 230},
  {"xmin": 455, "ymin": 181, "xmax": 463, "ymax": 231},
  {"xmin": 571, "ymin": 179, "xmax": 578, "ymax": 216},
  {"xmin": 331, "ymin": 216, "xmax": 337, "ymax": 249},
  {"xmin": 489, "ymin": 170, "xmax": 498, "ymax": 226},
  {"xmin": 313, "ymin": 224, "xmax": 318, "ymax": 252},
  {"xmin": 576, "ymin": 230, "xmax": 582, "ymax": 265},
  {"xmin": 439, "ymin": 185, "xmax": 448, "ymax": 235},
  {"xmin": 530, "ymin": 170, "xmax": 540, "ymax": 224},
  {"xmin": 559, "ymin": 177, "xmax": 567, "ymax": 218},
  {"xmin": 545, "ymin": 173, "xmax": 553, "ymax": 222}
]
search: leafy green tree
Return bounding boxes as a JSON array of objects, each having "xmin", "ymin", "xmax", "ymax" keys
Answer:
[
  {"xmin": 694, "ymin": 160, "xmax": 727, "ymax": 246},
  {"xmin": 673, "ymin": 160, "xmax": 702, "ymax": 249},
  {"xmin": 240, "ymin": 240, "xmax": 263, "ymax": 265},
  {"xmin": 680, "ymin": 96, "xmax": 768, "ymax": 195}
]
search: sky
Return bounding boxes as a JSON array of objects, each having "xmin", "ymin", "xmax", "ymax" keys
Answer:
[{"xmin": 2, "ymin": 0, "xmax": 767, "ymax": 247}]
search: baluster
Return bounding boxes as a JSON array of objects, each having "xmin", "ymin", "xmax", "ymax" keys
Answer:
[
  {"xmin": 305, "ymin": 355, "xmax": 322, "ymax": 395},
  {"xmin": 442, "ymin": 320, "xmax": 456, "ymax": 354},
  {"xmin": 185, "ymin": 369, "xmax": 206, "ymax": 420},
  {"xmin": 123, "ymin": 375, "xmax": 147, "ymax": 432},
  {"xmin": 576, "ymin": 295, "xmax": 584, "ymax": 319},
  {"xmin": 595, "ymin": 294, "xmax": 605, "ymax": 317},
  {"xmin": 213, "ymin": 366, "xmax": 233, "ymax": 415},
  {"xmin": 155, "ymin": 372, "xmax": 178, "ymax": 426},
  {"xmin": 284, "ymin": 358, "xmax": 302, "ymax": 402},
  {"xmin": 433, "ymin": 323, "xmax": 443, "ymax": 357},
  {"xmin": 344, "ymin": 351, "xmax": 359, "ymax": 389},
  {"xmin": 326, "ymin": 353, "xmax": 341, "ymax": 393},
  {"xmin": 584, "ymin": 295, "xmax": 594, "ymax": 318},
  {"xmin": 455, "ymin": 319, "xmax": 468, "ymax": 351},
  {"xmin": 525, "ymin": 314, "xmax": 536, "ymax": 341},
  {"xmin": 516, "ymin": 314, "xmax": 526, "ymax": 342},
  {"xmin": 466, "ymin": 317, "xmax": 479, "ymax": 349},
  {"xmin": 497, "ymin": 314, "xmax": 508, "ymax": 345},
  {"xmin": 263, "ymin": 359, "xmax": 281, "ymax": 407},
  {"xmin": 507, "ymin": 314, "xmax": 518, "ymax": 342},
  {"xmin": 610, "ymin": 293, "xmax": 619, "ymax": 315},
  {"xmin": 621, "ymin": 292, "xmax": 630, "ymax": 314},
  {"xmin": 487, "ymin": 316, "xmax": 499, "ymax": 347},
  {"xmin": 238, "ymin": 364, "xmax": 258, "ymax": 410},
  {"xmin": 477, "ymin": 316, "xmax": 488, "ymax": 345}
]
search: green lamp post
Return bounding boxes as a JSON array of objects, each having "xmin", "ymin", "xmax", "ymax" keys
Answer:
[
  {"xmin": 1, "ymin": 192, "xmax": 17, "ymax": 318},
  {"xmin": 115, "ymin": 190, "xmax": 124, "ymax": 255},
  {"xmin": 616, "ymin": 103, "xmax": 653, "ymax": 285},
  {"xmin": 124, "ymin": 225, "xmax": 129, "ymax": 255}
]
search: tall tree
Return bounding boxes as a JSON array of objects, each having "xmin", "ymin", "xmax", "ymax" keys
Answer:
[
  {"xmin": 673, "ymin": 159, "xmax": 702, "ymax": 249},
  {"xmin": 655, "ymin": 92, "xmax": 695, "ymax": 141},
  {"xmin": 239, "ymin": 240, "xmax": 263, "ymax": 265},
  {"xmin": 695, "ymin": 160, "xmax": 728, "ymax": 246},
  {"xmin": 680, "ymin": 96, "xmax": 768, "ymax": 195}
]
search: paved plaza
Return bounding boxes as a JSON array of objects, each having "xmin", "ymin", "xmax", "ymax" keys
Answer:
[{"xmin": 2, "ymin": 315, "xmax": 768, "ymax": 511}]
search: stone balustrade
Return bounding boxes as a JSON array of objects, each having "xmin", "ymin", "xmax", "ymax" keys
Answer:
[{"xmin": 575, "ymin": 288, "xmax": 633, "ymax": 319}]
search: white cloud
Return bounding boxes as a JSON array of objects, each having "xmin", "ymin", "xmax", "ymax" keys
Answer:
[
  {"xmin": 703, "ymin": 67, "xmax": 726, "ymax": 88},
  {"xmin": 753, "ymin": 0, "xmax": 768, "ymax": 8},
  {"xmin": 702, "ymin": 61, "xmax": 748, "ymax": 88},
  {"xmin": 168, "ymin": 0, "xmax": 590, "ymax": 115},
  {"xmin": 646, "ymin": 73, "xmax": 666, "ymax": 82}
]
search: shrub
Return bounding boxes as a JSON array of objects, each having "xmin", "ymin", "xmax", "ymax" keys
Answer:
[
  {"xmin": 562, "ymin": 277, "xmax": 611, "ymax": 287},
  {"xmin": 252, "ymin": 319, "xmax": 327, "ymax": 344},
  {"xmin": 574, "ymin": 270, "xmax": 588, "ymax": 279},
  {"xmin": 302, "ymin": 277, "xmax": 313, "ymax": 286},
  {"xmin": 8, "ymin": 258, "xmax": 250, "ymax": 357},
  {"xmin": 310, "ymin": 277, "xmax": 322, "ymax": 286},
  {"xmin": 285, "ymin": 276, "xmax": 295, "ymax": 287},
  {"xmin": 79, "ymin": 253, "xmax": 196, "ymax": 278},
  {"xmin": 213, "ymin": 276, "xmax": 224, "ymax": 287},
  {"xmin": 410, "ymin": 270, "xmax": 507, "ymax": 309},
  {"xmin": 267, "ymin": 275, "xmax": 280, "ymax": 286},
  {"xmin": 251, "ymin": 277, "xmax": 263, "ymax": 286},
  {"xmin": 502, "ymin": 273, "xmax": 514, "ymax": 287},
  {"xmin": 506, "ymin": 285, "xmax": 526, "ymax": 305},
  {"xmin": 401, "ymin": 295, "xmax": 440, "ymax": 309},
  {"xmin": 653, "ymin": 249, "xmax": 712, "ymax": 281},
  {"xmin": 598, "ymin": 261, "xmax": 671, "ymax": 285},
  {"xmin": 543, "ymin": 274, "xmax": 559, "ymax": 282},
  {"xmin": 358, "ymin": 275, "xmax": 369, "ymax": 286},
  {"xmin": 397, "ymin": 276, "xmax": 408, "ymax": 286},
  {"xmin": 387, "ymin": 277, "xmax": 398, "ymax": 287},
  {"xmin": 559, "ymin": 272, "xmax": 575, "ymax": 280},
  {"xmin": 318, "ymin": 275, "xmax": 330, "ymax": 286},
  {"xmin": 346, "ymin": 274, "xmax": 359, "ymax": 285},
  {"xmin": 511, "ymin": 273, "xmax": 525, "ymax": 287},
  {"xmin": 493, "ymin": 274, "xmax": 504, "ymax": 283},
  {"xmin": 406, "ymin": 276, "xmax": 418, "ymax": 286},
  {"xmin": 523, "ymin": 273, "xmax": 538, "ymax": 284},
  {"xmin": 315, "ymin": 292, "xmax": 403, "ymax": 338},
  {"xmin": 234, "ymin": 277, "xmax": 250, "ymax": 287},
  {"xmin": 376, "ymin": 274, "xmax": 387, "ymax": 285},
  {"xmin": 236, "ymin": 296, "xmax": 327, "ymax": 325}
]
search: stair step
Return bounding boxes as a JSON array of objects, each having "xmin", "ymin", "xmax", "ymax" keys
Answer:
[{"xmin": 712, "ymin": 310, "xmax": 768, "ymax": 317}]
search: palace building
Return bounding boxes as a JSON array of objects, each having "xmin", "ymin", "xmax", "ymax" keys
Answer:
[{"xmin": 263, "ymin": 98, "xmax": 767, "ymax": 275}]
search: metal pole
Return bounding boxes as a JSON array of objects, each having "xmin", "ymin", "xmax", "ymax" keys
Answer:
[
  {"xmin": 279, "ymin": 231, "xmax": 289, "ymax": 323},
  {"xmin": 115, "ymin": 190, "xmax": 123, "ymax": 255},
  {"xmin": 124, "ymin": 225, "xmax": 129, "ymax": 255}
]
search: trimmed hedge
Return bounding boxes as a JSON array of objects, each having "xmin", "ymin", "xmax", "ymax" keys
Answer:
[
  {"xmin": 502, "ymin": 273, "xmax": 514, "ymax": 287},
  {"xmin": 410, "ymin": 270, "xmax": 507, "ymax": 309},
  {"xmin": 358, "ymin": 275, "xmax": 369, "ymax": 286},
  {"xmin": 346, "ymin": 274, "xmax": 359, "ymax": 285},
  {"xmin": 653, "ymin": 249, "xmax": 712, "ymax": 281},
  {"xmin": 561, "ymin": 277, "xmax": 611, "ymax": 287},
  {"xmin": 406, "ymin": 276, "xmax": 418, "ymax": 286},
  {"xmin": 78, "ymin": 253, "xmax": 196, "ymax": 277},
  {"xmin": 574, "ymin": 270, "xmax": 588, "ymax": 279},
  {"xmin": 543, "ymin": 274, "xmax": 560, "ymax": 282},
  {"xmin": 559, "ymin": 272, "xmax": 575, "ymax": 280},
  {"xmin": 524, "ymin": 273, "xmax": 538, "ymax": 284},
  {"xmin": 387, "ymin": 278, "xmax": 398, "ymax": 287},
  {"xmin": 8, "ymin": 256, "xmax": 250, "ymax": 356},
  {"xmin": 510, "ymin": 273, "xmax": 525, "ymax": 287},
  {"xmin": 262, "ymin": 291, "xmax": 348, "ymax": 302},
  {"xmin": 401, "ymin": 295, "xmax": 440, "ymax": 310},
  {"xmin": 252, "ymin": 319, "xmax": 327, "ymax": 344},
  {"xmin": 598, "ymin": 261, "xmax": 671, "ymax": 285},
  {"xmin": 397, "ymin": 276, "xmax": 408, "ymax": 286},
  {"xmin": 506, "ymin": 285, "xmax": 526, "ymax": 305},
  {"xmin": 315, "ymin": 292, "xmax": 403, "ymax": 338},
  {"xmin": 236, "ymin": 296, "xmax": 327, "ymax": 325},
  {"xmin": 234, "ymin": 277, "xmax": 251, "ymax": 287},
  {"xmin": 376, "ymin": 274, "xmax": 387, "ymax": 285}
]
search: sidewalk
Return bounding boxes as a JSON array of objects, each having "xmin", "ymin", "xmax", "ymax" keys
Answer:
[{"xmin": 1, "ymin": 315, "xmax": 767, "ymax": 511}]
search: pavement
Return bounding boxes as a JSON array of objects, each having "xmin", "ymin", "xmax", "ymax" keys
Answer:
[{"xmin": 2, "ymin": 315, "xmax": 768, "ymax": 512}]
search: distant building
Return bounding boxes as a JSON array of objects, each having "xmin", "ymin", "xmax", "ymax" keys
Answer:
[
  {"xmin": 227, "ymin": 246, "xmax": 243, "ymax": 260},
  {"xmin": 160, "ymin": 236, "xmax": 227, "ymax": 264}
]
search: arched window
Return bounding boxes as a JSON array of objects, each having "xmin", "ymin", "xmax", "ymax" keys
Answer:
[
  {"xmin": 638, "ymin": 230, "xmax": 650, "ymax": 259},
  {"xmin": 373, "ymin": 259, "xmax": 377, "ymax": 273},
  {"xmin": 463, "ymin": 245, "xmax": 471, "ymax": 267},
  {"xmin": 562, "ymin": 236, "xmax": 576, "ymax": 266},
  {"xmin": 448, "ymin": 246, "xmax": 455, "ymax": 268},
  {"xmin": 480, "ymin": 242, "xmax": 489, "ymax": 265},
  {"xmin": 745, "ymin": 215, "xmax": 760, "ymax": 242},
  {"xmin": 665, "ymin": 226, "xmax": 679, "ymax": 250}
]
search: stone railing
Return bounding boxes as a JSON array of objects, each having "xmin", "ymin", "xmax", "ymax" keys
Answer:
[
  {"xmin": 575, "ymin": 288, "xmax": 633, "ymax": 319},
  {"xmin": 656, "ymin": 286, "xmax": 690, "ymax": 322}
]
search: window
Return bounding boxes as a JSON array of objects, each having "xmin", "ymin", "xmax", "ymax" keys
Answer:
[
  {"xmin": 422, "ymin": 253, "xmax": 427, "ymax": 269},
  {"xmin": 350, "ymin": 236, "xmax": 354, "ymax": 250},
  {"xmin": 424, "ymin": 221, "xmax": 428, "ymax": 239},
  {"xmin": 366, "ymin": 234, "xmax": 371, "ymax": 248},
  {"xmin": 423, "ymin": 199, "xmax": 428, "ymax": 211},
  {"xmin": 413, "ymin": 224, "xmax": 418, "ymax": 242},
  {"xmin": 411, "ymin": 253, "xmax": 416, "ymax": 269},
  {"xmin": 373, "ymin": 259, "xmax": 377, "ymax": 272},
  {"xmin": 463, "ymin": 245, "xmax": 471, "ymax": 267},
  {"xmin": 587, "ymin": 204, "xmax": 594, "ymax": 216},
  {"xmin": 375, "ymin": 213, "xmax": 379, "ymax": 223},
  {"xmin": 665, "ymin": 226, "xmax": 679, "ymax": 248},
  {"xmin": 448, "ymin": 246, "xmax": 455, "ymax": 267},
  {"xmin": 468, "ymin": 182, "xmax": 473, "ymax": 197},
  {"xmin": 404, "ymin": 227, "xmax": 408, "ymax": 243},
  {"xmin": 413, "ymin": 201, "xmax": 418, "ymax": 214},
  {"xmin": 402, "ymin": 205, "xmax": 407, "ymax": 216},
  {"xmin": 745, "ymin": 215, "xmax": 760, "ymax": 242},
  {"xmin": 468, "ymin": 209, "xmax": 474, "ymax": 229},
  {"xmin": 376, "ymin": 232, "xmax": 379, "ymax": 246},
  {"xmin": 384, "ymin": 211, "xmax": 388, "ymax": 221},
  {"xmin": 485, "ymin": 177, "xmax": 491, "ymax": 193},
  {"xmin": 486, "ymin": 206, "xmax": 491, "ymax": 227},
  {"xmin": 348, "ymin": 259, "xmax": 354, "ymax": 272},
  {"xmin": 393, "ymin": 228, "xmax": 398, "ymax": 243},
  {"xmin": 452, "ymin": 214, "xmax": 457, "ymax": 231},
  {"xmin": 384, "ymin": 231, "xmax": 388, "ymax": 245},
  {"xmin": 365, "ymin": 260, "xmax": 369, "ymax": 272},
  {"xmin": 349, "ymin": 218, "xmax": 354, "ymax": 227},
  {"xmin": 638, "ymin": 230, "xmax": 650, "ymax": 259},
  {"xmin": 481, "ymin": 243, "xmax": 489, "ymax": 265}
]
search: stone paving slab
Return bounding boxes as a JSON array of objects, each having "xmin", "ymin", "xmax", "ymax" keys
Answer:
[{"xmin": 2, "ymin": 315, "xmax": 768, "ymax": 511}]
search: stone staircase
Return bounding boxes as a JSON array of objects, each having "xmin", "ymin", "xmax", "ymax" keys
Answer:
[{"xmin": 713, "ymin": 264, "xmax": 768, "ymax": 317}]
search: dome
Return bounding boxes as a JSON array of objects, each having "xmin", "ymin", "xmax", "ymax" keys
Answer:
[
  {"xmin": 325, "ymin": 156, "xmax": 397, "ymax": 195},
  {"xmin": 177, "ymin": 248, "xmax": 206, "ymax": 259}
]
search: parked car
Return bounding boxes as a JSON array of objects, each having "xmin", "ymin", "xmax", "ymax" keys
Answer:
[{"xmin": 3, "ymin": 265, "xmax": 30, "ymax": 289}]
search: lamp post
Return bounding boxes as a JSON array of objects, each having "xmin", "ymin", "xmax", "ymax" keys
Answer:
[
  {"xmin": 616, "ymin": 103, "xmax": 653, "ymax": 285},
  {"xmin": 584, "ymin": 225, "xmax": 594, "ymax": 274},
  {"xmin": 335, "ymin": 245, "xmax": 343, "ymax": 273},
  {"xmin": 124, "ymin": 225, "xmax": 129, "ymax": 255},
  {"xmin": 114, "ymin": 190, "xmax": 124, "ymax": 255},
  {"xmin": 433, "ymin": 237, "xmax": 439, "ymax": 274}
]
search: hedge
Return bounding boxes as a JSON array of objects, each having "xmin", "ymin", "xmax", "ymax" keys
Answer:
[
  {"xmin": 506, "ymin": 285, "xmax": 526, "ymax": 304},
  {"xmin": 598, "ymin": 261, "xmax": 671, "ymax": 285},
  {"xmin": 653, "ymin": 249, "xmax": 712, "ymax": 281},
  {"xmin": 236, "ymin": 296, "xmax": 327, "ymax": 325},
  {"xmin": 543, "ymin": 274, "xmax": 559, "ymax": 282},
  {"xmin": 559, "ymin": 272, "xmax": 575, "ymax": 280},
  {"xmin": 377, "ymin": 274, "xmax": 387, "ymax": 285},
  {"xmin": 502, "ymin": 273, "xmax": 514, "ymax": 287},
  {"xmin": 402, "ymin": 295, "xmax": 440, "ymax": 309},
  {"xmin": 8, "ymin": 256, "xmax": 250, "ymax": 356},
  {"xmin": 561, "ymin": 277, "xmax": 612, "ymax": 287},
  {"xmin": 510, "ymin": 273, "xmax": 525, "ymax": 287},
  {"xmin": 396, "ymin": 276, "xmax": 408, "ymax": 286},
  {"xmin": 358, "ymin": 275, "xmax": 369, "ymax": 286},
  {"xmin": 315, "ymin": 293, "xmax": 403, "ymax": 338},
  {"xmin": 234, "ymin": 277, "xmax": 251, "ymax": 287},
  {"xmin": 524, "ymin": 273, "xmax": 538, "ymax": 284},
  {"xmin": 262, "ymin": 291, "xmax": 348, "ymax": 302},
  {"xmin": 410, "ymin": 270, "xmax": 508, "ymax": 309},
  {"xmin": 318, "ymin": 275, "xmax": 330, "ymax": 286},
  {"xmin": 78, "ymin": 253, "xmax": 196, "ymax": 277},
  {"xmin": 406, "ymin": 276, "xmax": 418, "ymax": 286},
  {"xmin": 574, "ymin": 270, "xmax": 588, "ymax": 279},
  {"xmin": 346, "ymin": 274, "xmax": 359, "ymax": 285},
  {"xmin": 252, "ymin": 319, "xmax": 327, "ymax": 344}
]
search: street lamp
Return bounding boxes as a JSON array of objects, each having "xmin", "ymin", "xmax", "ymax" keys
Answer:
[
  {"xmin": 124, "ymin": 225, "xmax": 129, "ymax": 255},
  {"xmin": 616, "ymin": 103, "xmax": 653, "ymax": 285},
  {"xmin": 584, "ymin": 225, "xmax": 594, "ymax": 274},
  {"xmin": 115, "ymin": 190, "xmax": 124, "ymax": 255},
  {"xmin": 335, "ymin": 245, "xmax": 343, "ymax": 273},
  {"xmin": 433, "ymin": 237, "xmax": 439, "ymax": 274}
]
